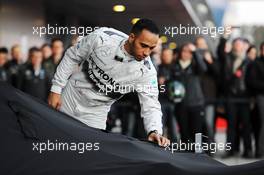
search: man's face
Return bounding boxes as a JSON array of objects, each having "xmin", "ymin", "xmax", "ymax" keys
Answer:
[
  {"xmin": 181, "ymin": 45, "xmax": 192, "ymax": 61},
  {"xmin": 247, "ymin": 48, "xmax": 257, "ymax": 61},
  {"xmin": 129, "ymin": 29, "xmax": 159, "ymax": 61},
  {"xmin": 52, "ymin": 41, "xmax": 64, "ymax": 56},
  {"xmin": 31, "ymin": 51, "xmax": 43, "ymax": 66},
  {"xmin": 0, "ymin": 53, "xmax": 8, "ymax": 66},
  {"xmin": 11, "ymin": 46, "xmax": 22, "ymax": 61},
  {"xmin": 232, "ymin": 40, "xmax": 245, "ymax": 56},
  {"xmin": 42, "ymin": 46, "xmax": 52, "ymax": 59},
  {"xmin": 196, "ymin": 37, "xmax": 208, "ymax": 50},
  {"xmin": 161, "ymin": 49, "xmax": 173, "ymax": 64}
]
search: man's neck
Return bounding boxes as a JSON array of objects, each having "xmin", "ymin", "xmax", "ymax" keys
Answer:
[
  {"xmin": 53, "ymin": 54, "xmax": 61, "ymax": 64},
  {"xmin": 124, "ymin": 40, "xmax": 133, "ymax": 56}
]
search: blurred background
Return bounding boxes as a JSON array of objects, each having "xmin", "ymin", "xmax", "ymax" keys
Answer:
[{"xmin": 1, "ymin": 0, "xmax": 264, "ymax": 166}]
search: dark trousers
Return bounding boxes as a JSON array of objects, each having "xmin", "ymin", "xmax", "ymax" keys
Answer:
[
  {"xmin": 256, "ymin": 95, "xmax": 264, "ymax": 155},
  {"xmin": 226, "ymin": 99, "xmax": 252, "ymax": 153},
  {"xmin": 161, "ymin": 100, "xmax": 177, "ymax": 142},
  {"xmin": 175, "ymin": 104, "xmax": 205, "ymax": 143},
  {"xmin": 250, "ymin": 103, "xmax": 260, "ymax": 154}
]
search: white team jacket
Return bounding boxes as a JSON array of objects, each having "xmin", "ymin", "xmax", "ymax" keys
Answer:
[{"xmin": 51, "ymin": 27, "xmax": 163, "ymax": 134}]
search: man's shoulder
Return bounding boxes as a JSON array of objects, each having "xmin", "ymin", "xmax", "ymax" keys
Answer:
[
  {"xmin": 144, "ymin": 57, "xmax": 157, "ymax": 73},
  {"xmin": 91, "ymin": 27, "xmax": 128, "ymax": 44}
]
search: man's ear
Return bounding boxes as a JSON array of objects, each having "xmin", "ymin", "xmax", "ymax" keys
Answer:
[{"xmin": 128, "ymin": 33, "xmax": 135, "ymax": 43}]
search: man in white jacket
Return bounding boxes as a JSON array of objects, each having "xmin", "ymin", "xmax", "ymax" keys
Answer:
[{"xmin": 48, "ymin": 19, "xmax": 170, "ymax": 146}]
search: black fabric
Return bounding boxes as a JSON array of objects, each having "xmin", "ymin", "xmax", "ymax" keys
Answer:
[
  {"xmin": 246, "ymin": 57, "xmax": 264, "ymax": 95},
  {"xmin": 1, "ymin": 82, "xmax": 264, "ymax": 175}
]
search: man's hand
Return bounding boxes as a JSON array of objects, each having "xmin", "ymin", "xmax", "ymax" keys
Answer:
[
  {"xmin": 148, "ymin": 132, "xmax": 170, "ymax": 147},
  {"xmin": 48, "ymin": 92, "xmax": 62, "ymax": 110},
  {"xmin": 188, "ymin": 43, "xmax": 196, "ymax": 52},
  {"xmin": 204, "ymin": 51, "xmax": 213, "ymax": 64}
]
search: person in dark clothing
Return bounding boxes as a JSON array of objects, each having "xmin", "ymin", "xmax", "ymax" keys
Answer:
[
  {"xmin": 0, "ymin": 47, "xmax": 10, "ymax": 82},
  {"xmin": 247, "ymin": 42, "xmax": 264, "ymax": 158},
  {"xmin": 195, "ymin": 37, "xmax": 220, "ymax": 144},
  {"xmin": 18, "ymin": 47, "xmax": 49, "ymax": 101},
  {"xmin": 171, "ymin": 43, "xmax": 207, "ymax": 147},
  {"xmin": 43, "ymin": 38, "xmax": 64, "ymax": 85},
  {"xmin": 158, "ymin": 48, "xmax": 178, "ymax": 142},
  {"xmin": 5, "ymin": 44, "xmax": 25, "ymax": 88},
  {"xmin": 222, "ymin": 38, "xmax": 253, "ymax": 158},
  {"xmin": 245, "ymin": 45, "xmax": 259, "ymax": 158}
]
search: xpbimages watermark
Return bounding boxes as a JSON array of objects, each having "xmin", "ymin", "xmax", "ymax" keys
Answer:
[
  {"xmin": 32, "ymin": 24, "xmax": 100, "ymax": 37},
  {"xmin": 97, "ymin": 84, "xmax": 166, "ymax": 95},
  {"xmin": 32, "ymin": 140, "xmax": 100, "ymax": 154},
  {"xmin": 163, "ymin": 25, "xmax": 232, "ymax": 38},
  {"xmin": 164, "ymin": 133, "xmax": 232, "ymax": 154}
]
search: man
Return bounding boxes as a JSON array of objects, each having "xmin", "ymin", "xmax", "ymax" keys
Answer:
[
  {"xmin": 158, "ymin": 48, "xmax": 177, "ymax": 142},
  {"xmin": 0, "ymin": 47, "xmax": 9, "ymax": 82},
  {"xmin": 171, "ymin": 43, "xmax": 207, "ymax": 147},
  {"xmin": 247, "ymin": 42, "xmax": 264, "ymax": 158},
  {"xmin": 223, "ymin": 38, "xmax": 253, "ymax": 158},
  {"xmin": 5, "ymin": 44, "xmax": 24, "ymax": 87},
  {"xmin": 48, "ymin": 19, "xmax": 170, "ymax": 146},
  {"xmin": 43, "ymin": 38, "xmax": 64, "ymax": 84},
  {"xmin": 195, "ymin": 36, "xmax": 219, "ymax": 145},
  {"xmin": 41, "ymin": 44, "xmax": 52, "ymax": 60},
  {"xmin": 18, "ymin": 47, "xmax": 49, "ymax": 101}
]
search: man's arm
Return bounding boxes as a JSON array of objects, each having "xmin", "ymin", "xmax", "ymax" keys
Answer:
[
  {"xmin": 136, "ymin": 63, "xmax": 170, "ymax": 146},
  {"xmin": 48, "ymin": 32, "xmax": 99, "ymax": 109}
]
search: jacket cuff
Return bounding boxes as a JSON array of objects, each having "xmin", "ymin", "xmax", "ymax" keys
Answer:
[
  {"xmin": 146, "ymin": 126, "xmax": 163, "ymax": 136},
  {"xmin": 50, "ymin": 84, "xmax": 63, "ymax": 94}
]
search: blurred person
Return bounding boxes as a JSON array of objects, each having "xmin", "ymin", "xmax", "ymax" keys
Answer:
[
  {"xmin": 150, "ymin": 38, "xmax": 162, "ymax": 70},
  {"xmin": 246, "ymin": 42, "xmax": 264, "ymax": 158},
  {"xmin": 0, "ymin": 47, "xmax": 9, "ymax": 82},
  {"xmin": 41, "ymin": 44, "xmax": 52, "ymax": 60},
  {"xmin": 158, "ymin": 48, "xmax": 178, "ymax": 142},
  {"xmin": 43, "ymin": 38, "xmax": 64, "ymax": 83},
  {"xmin": 246, "ymin": 45, "xmax": 257, "ymax": 62},
  {"xmin": 243, "ymin": 39, "xmax": 251, "ymax": 52},
  {"xmin": 171, "ymin": 43, "xmax": 207, "ymax": 148},
  {"xmin": 47, "ymin": 19, "xmax": 170, "ymax": 146},
  {"xmin": 245, "ymin": 45, "xmax": 259, "ymax": 158},
  {"xmin": 223, "ymin": 38, "xmax": 253, "ymax": 158},
  {"xmin": 172, "ymin": 48, "xmax": 179, "ymax": 63},
  {"xmin": 195, "ymin": 36, "xmax": 220, "ymax": 144},
  {"xmin": 5, "ymin": 44, "xmax": 25, "ymax": 88},
  {"xmin": 17, "ymin": 47, "xmax": 49, "ymax": 101}
]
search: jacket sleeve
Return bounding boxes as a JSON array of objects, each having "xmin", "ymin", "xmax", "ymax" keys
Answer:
[
  {"xmin": 193, "ymin": 51, "xmax": 207, "ymax": 74},
  {"xmin": 50, "ymin": 33, "xmax": 99, "ymax": 94},
  {"xmin": 136, "ymin": 65, "xmax": 163, "ymax": 135}
]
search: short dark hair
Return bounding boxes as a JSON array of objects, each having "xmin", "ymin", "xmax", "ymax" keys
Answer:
[
  {"xmin": 0, "ymin": 47, "xmax": 8, "ymax": 54},
  {"xmin": 232, "ymin": 37, "xmax": 244, "ymax": 45},
  {"xmin": 131, "ymin": 19, "xmax": 159, "ymax": 35},
  {"xmin": 51, "ymin": 38, "xmax": 63, "ymax": 45},
  {"xmin": 29, "ymin": 47, "xmax": 41, "ymax": 56},
  {"xmin": 246, "ymin": 45, "xmax": 256, "ymax": 54},
  {"xmin": 41, "ymin": 43, "xmax": 50, "ymax": 49}
]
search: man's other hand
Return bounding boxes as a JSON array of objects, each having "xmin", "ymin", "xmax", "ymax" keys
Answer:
[
  {"xmin": 48, "ymin": 92, "xmax": 62, "ymax": 110},
  {"xmin": 148, "ymin": 132, "xmax": 170, "ymax": 147}
]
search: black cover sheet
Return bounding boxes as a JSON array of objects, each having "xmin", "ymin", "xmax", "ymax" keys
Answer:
[{"xmin": 0, "ymin": 82, "xmax": 264, "ymax": 175}]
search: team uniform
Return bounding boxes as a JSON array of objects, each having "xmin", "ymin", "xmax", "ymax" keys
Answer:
[{"xmin": 51, "ymin": 27, "xmax": 163, "ymax": 134}]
